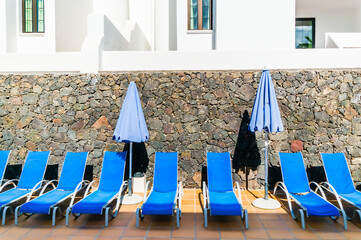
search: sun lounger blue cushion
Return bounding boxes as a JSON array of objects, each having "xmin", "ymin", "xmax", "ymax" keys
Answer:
[
  {"xmin": 207, "ymin": 152, "xmax": 233, "ymax": 192},
  {"xmin": 19, "ymin": 152, "xmax": 88, "ymax": 214},
  {"xmin": 0, "ymin": 151, "xmax": 10, "ymax": 181},
  {"xmin": 71, "ymin": 151, "xmax": 127, "ymax": 215},
  {"xmin": 290, "ymin": 192, "xmax": 340, "ymax": 216},
  {"xmin": 208, "ymin": 191, "xmax": 242, "ymax": 216},
  {"xmin": 17, "ymin": 151, "xmax": 50, "ymax": 190},
  {"xmin": 338, "ymin": 192, "xmax": 361, "ymax": 207},
  {"xmin": 141, "ymin": 152, "xmax": 178, "ymax": 216},
  {"xmin": 206, "ymin": 152, "xmax": 243, "ymax": 216},
  {"xmin": 0, "ymin": 189, "xmax": 31, "ymax": 207},
  {"xmin": 279, "ymin": 152, "xmax": 311, "ymax": 194},
  {"xmin": 142, "ymin": 190, "xmax": 177, "ymax": 215},
  {"xmin": 56, "ymin": 152, "xmax": 88, "ymax": 191},
  {"xmin": 20, "ymin": 189, "xmax": 73, "ymax": 214},
  {"xmin": 321, "ymin": 153, "xmax": 355, "ymax": 195},
  {"xmin": 72, "ymin": 190, "xmax": 119, "ymax": 214},
  {"xmin": 279, "ymin": 152, "xmax": 340, "ymax": 217}
]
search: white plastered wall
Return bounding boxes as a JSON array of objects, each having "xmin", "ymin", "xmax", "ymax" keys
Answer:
[
  {"xmin": 55, "ymin": 0, "xmax": 92, "ymax": 52},
  {"xmin": 217, "ymin": 0, "xmax": 295, "ymax": 51},
  {"xmin": 296, "ymin": 0, "xmax": 361, "ymax": 48}
]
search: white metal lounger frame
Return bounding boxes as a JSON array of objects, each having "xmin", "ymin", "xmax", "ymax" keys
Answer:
[
  {"xmin": 136, "ymin": 153, "xmax": 182, "ymax": 228},
  {"xmin": 65, "ymin": 173, "xmax": 128, "ymax": 226},
  {"xmin": 320, "ymin": 154, "xmax": 361, "ymax": 222},
  {"xmin": 203, "ymin": 180, "xmax": 248, "ymax": 229},
  {"xmin": 273, "ymin": 155, "xmax": 347, "ymax": 230},
  {"xmin": 15, "ymin": 154, "xmax": 90, "ymax": 226},
  {"xmin": 202, "ymin": 152, "xmax": 248, "ymax": 229},
  {"xmin": 1, "ymin": 151, "xmax": 50, "ymax": 225},
  {"xmin": 136, "ymin": 181, "xmax": 182, "ymax": 227}
]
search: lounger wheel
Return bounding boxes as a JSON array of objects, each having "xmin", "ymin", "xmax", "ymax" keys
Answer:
[
  {"xmin": 330, "ymin": 216, "xmax": 339, "ymax": 221},
  {"xmin": 24, "ymin": 213, "xmax": 33, "ymax": 217},
  {"xmin": 72, "ymin": 213, "xmax": 80, "ymax": 218}
]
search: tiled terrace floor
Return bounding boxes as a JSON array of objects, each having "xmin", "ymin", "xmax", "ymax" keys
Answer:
[{"xmin": 0, "ymin": 189, "xmax": 360, "ymax": 239}]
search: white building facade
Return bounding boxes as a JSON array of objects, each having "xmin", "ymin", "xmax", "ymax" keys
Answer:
[{"xmin": 1, "ymin": 0, "xmax": 361, "ymax": 73}]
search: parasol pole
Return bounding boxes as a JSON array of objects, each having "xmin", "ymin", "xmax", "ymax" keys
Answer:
[
  {"xmin": 264, "ymin": 130, "xmax": 268, "ymax": 200},
  {"xmin": 128, "ymin": 142, "xmax": 133, "ymax": 196}
]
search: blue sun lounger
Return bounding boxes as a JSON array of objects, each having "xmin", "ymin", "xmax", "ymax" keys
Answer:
[
  {"xmin": 0, "ymin": 150, "xmax": 11, "ymax": 190},
  {"xmin": 274, "ymin": 152, "xmax": 347, "ymax": 229},
  {"xmin": 66, "ymin": 151, "xmax": 127, "ymax": 226},
  {"xmin": 15, "ymin": 152, "xmax": 89, "ymax": 226},
  {"xmin": 136, "ymin": 152, "xmax": 182, "ymax": 228},
  {"xmin": 321, "ymin": 152, "xmax": 361, "ymax": 221},
  {"xmin": 0, "ymin": 151, "xmax": 50, "ymax": 225},
  {"xmin": 203, "ymin": 152, "xmax": 248, "ymax": 229}
]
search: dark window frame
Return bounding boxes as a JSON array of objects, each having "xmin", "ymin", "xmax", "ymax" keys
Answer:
[
  {"xmin": 187, "ymin": 0, "xmax": 212, "ymax": 30},
  {"xmin": 22, "ymin": 0, "xmax": 45, "ymax": 33},
  {"xmin": 295, "ymin": 18, "xmax": 315, "ymax": 48}
]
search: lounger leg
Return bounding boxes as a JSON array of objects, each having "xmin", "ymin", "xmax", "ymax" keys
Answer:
[
  {"xmin": 204, "ymin": 208, "xmax": 208, "ymax": 228},
  {"xmin": 176, "ymin": 208, "xmax": 180, "ymax": 228},
  {"xmin": 298, "ymin": 209, "xmax": 305, "ymax": 229},
  {"xmin": 3, "ymin": 206, "xmax": 12, "ymax": 225},
  {"xmin": 136, "ymin": 208, "xmax": 140, "ymax": 228},
  {"xmin": 14, "ymin": 206, "xmax": 21, "ymax": 226},
  {"xmin": 65, "ymin": 207, "xmax": 71, "ymax": 226},
  {"xmin": 341, "ymin": 210, "xmax": 347, "ymax": 230},
  {"xmin": 105, "ymin": 207, "xmax": 109, "ymax": 227},
  {"xmin": 243, "ymin": 209, "xmax": 248, "ymax": 230},
  {"xmin": 52, "ymin": 207, "xmax": 60, "ymax": 226}
]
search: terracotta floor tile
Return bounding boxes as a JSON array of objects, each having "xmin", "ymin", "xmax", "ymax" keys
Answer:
[
  {"xmin": 283, "ymin": 220, "xmax": 304, "ymax": 229},
  {"xmin": 256, "ymin": 213, "xmax": 281, "ymax": 220},
  {"xmin": 290, "ymin": 229, "xmax": 321, "ymax": 239},
  {"xmin": 73, "ymin": 227, "xmax": 102, "ymax": 237},
  {"xmin": 122, "ymin": 226, "xmax": 148, "ymax": 237},
  {"xmin": 69, "ymin": 237, "xmax": 95, "ymax": 240},
  {"xmin": 266, "ymin": 229, "xmax": 294, "ymax": 239},
  {"xmin": 50, "ymin": 226, "xmax": 80, "ymax": 236},
  {"xmin": 96, "ymin": 237, "xmax": 119, "ymax": 240},
  {"xmin": 341, "ymin": 230, "xmax": 361, "ymax": 240},
  {"xmin": 182, "ymin": 206, "xmax": 195, "ymax": 213},
  {"xmin": 121, "ymin": 238, "xmax": 144, "ymax": 240},
  {"xmin": 98, "ymin": 227, "xmax": 124, "ymax": 237},
  {"xmin": 196, "ymin": 227, "xmax": 220, "ymax": 238},
  {"xmin": 182, "ymin": 194, "xmax": 195, "ymax": 200},
  {"xmin": 172, "ymin": 227, "xmax": 196, "ymax": 238},
  {"xmin": 2, "ymin": 227, "xmax": 32, "ymax": 237},
  {"xmin": 313, "ymin": 230, "xmax": 347, "ymax": 239},
  {"xmin": 219, "ymin": 228, "xmax": 245, "ymax": 239},
  {"xmin": 183, "ymin": 189, "xmax": 195, "ymax": 195},
  {"xmin": 182, "ymin": 199, "xmax": 195, "ymax": 206},
  {"xmin": 44, "ymin": 236, "xmax": 71, "ymax": 240},
  {"xmin": 261, "ymin": 220, "xmax": 288, "ymax": 229},
  {"xmin": 151, "ymin": 216, "xmax": 174, "ymax": 228},
  {"xmin": 21, "ymin": 227, "xmax": 54, "ymax": 240},
  {"xmin": 147, "ymin": 227, "xmax": 172, "ymax": 238},
  {"xmin": 243, "ymin": 228, "xmax": 270, "ymax": 239}
]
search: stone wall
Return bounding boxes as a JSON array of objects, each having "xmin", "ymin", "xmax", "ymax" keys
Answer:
[{"xmin": 0, "ymin": 71, "xmax": 360, "ymax": 188}]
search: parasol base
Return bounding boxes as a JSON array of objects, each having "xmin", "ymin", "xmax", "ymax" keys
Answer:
[
  {"xmin": 122, "ymin": 194, "xmax": 143, "ymax": 205},
  {"xmin": 252, "ymin": 198, "xmax": 281, "ymax": 210}
]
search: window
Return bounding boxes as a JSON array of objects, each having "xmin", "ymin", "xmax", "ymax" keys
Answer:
[
  {"xmin": 188, "ymin": 0, "xmax": 212, "ymax": 30},
  {"xmin": 295, "ymin": 18, "xmax": 315, "ymax": 48},
  {"xmin": 22, "ymin": 0, "xmax": 44, "ymax": 33}
]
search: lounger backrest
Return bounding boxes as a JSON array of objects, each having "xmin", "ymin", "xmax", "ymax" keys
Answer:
[
  {"xmin": 153, "ymin": 152, "xmax": 178, "ymax": 192},
  {"xmin": 0, "ymin": 150, "xmax": 10, "ymax": 181},
  {"xmin": 321, "ymin": 152, "xmax": 355, "ymax": 194},
  {"xmin": 207, "ymin": 152, "xmax": 233, "ymax": 192},
  {"xmin": 17, "ymin": 151, "xmax": 50, "ymax": 189},
  {"xmin": 279, "ymin": 152, "xmax": 311, "ymax": 194},
  {"xmin": 57, "ymin": 152, "xmax": 88, "ymax": 191},
  {"xmin": 98, "ymin": 151, "xmax": 126, "ymax": 192}
]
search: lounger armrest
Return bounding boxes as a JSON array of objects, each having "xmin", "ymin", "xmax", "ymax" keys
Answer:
[
  {"xmin": 234, "ymin": 181, "xmax": 243, "ymax": 206},
  {"xmin": 310, "ymin": 182, "xmax": 326, "ymax": 199},
  {"xmin": 69, "ymin": 180, "xmax": 90, "ymax": 208},
  {"xmin": 26, "ymin": 180, "xmax": 49, "ymax": 202},
  {"xmin": 144, "ymin": 181, "xmax": 151, "ymax": 202},
  {"xmin": 0, "ymin": 179, "xmax": 18, "ymax": 192},
  {"xmin": 115, "ymin": 181, "xmax": 127, "ymax": 208},
  {"xmin": 320, "ymin": 182, "xmax": 344, "ymax": 211},
  {"xmin": 273, "ymin": 181, "xmax": 299, "ymax": 218},
  {"xmin": 40, "ymin": 180, "xmax": 58, "ymax": 196},
  {"xmin": 83, "ymin": 180, "xmax": 99, "ymax": 198},
  {"xmin": 177, "ymin": 181, "xmax": 183, "ymax": 209},
  {"xmin": 202, "ymin": 181, "xmax": 208, "ymax": 208}
]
